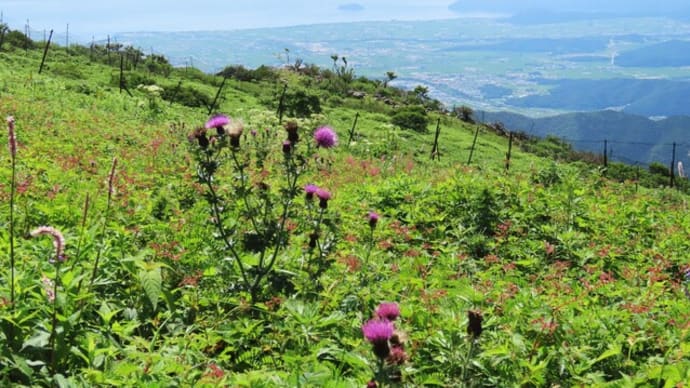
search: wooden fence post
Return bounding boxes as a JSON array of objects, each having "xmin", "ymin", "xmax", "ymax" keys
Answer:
[
  {"xmin": 347, "ymin": 112, "xmax": 360, "ymax": 146},
  {"xmin": 38, "ymin": 29, "xmax": 53, "ymax": 74},
  {"xmin": 119, "ymin": 54, "xmax": 132, "ymax": 97},
  {"xmin": 207, "ymin": 75, "xmax": 227, "ymax": 115},
  {"xmin": 670, "ymin": 142, "xmax": 676, "ymax": 187},
  {"xmin": 430, "ymin": 118, "xmax": 441, "ymax": 160},
  {"xmin": 505, "ymin": 131, "xmax": 513, "ymax": 171},
  {"xmin": 277, "ymin": 83, "xmax": 288, "ymax": 124},
  {"xmin": 603, "ymin": 139, "xmax": 608, "ymax": 171},
  {"xmin": 467, "ymin": 125, "xmax": 480, "ymax": 165}
]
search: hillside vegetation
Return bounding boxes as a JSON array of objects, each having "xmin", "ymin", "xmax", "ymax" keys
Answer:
[{"xmin": 1, "ymin": 31, "xmax": 689, "ymax": 387}]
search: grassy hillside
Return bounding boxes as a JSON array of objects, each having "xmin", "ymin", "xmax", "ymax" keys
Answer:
[{"xmin": 1, "ymin": 37, "xmax": 689, "ymax": 387}]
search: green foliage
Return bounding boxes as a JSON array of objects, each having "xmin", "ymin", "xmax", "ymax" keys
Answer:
[
  {"xmin": 3, "ymin": 29, "xmax": 34, "ymax": 50},
  {"xmin": 390, "ymin": 105, "xmax": 430, "ymax": 132},
  {"xmin": 217, "ymin": 64, "xmax": 278, "ymax": 82},
  {"xmin": 1, "ymin": 41, "xmax": 689, "ymax": 387},
  {"xmin": 143, "ymin": 54, "xmax": 173, "ymax": 77},
  {"xmin": 0, "ymin": 23, "xmax": 9, "ymax": 51},
  {"xmin": 649, "ymin": 161, "xmax": 670, "ymax": 177},
  {"xmin": 282, "ymin": 89, "xmax": 322, "ymax": 118},
  {"xmin": 160, "ymin": 83, "xmax": 211, "ymax": 108}
]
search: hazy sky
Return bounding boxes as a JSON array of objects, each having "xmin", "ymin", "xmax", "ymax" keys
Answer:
[{"xmin": 1, "ymin": 0, "xmax": 457, "ymax": 39}]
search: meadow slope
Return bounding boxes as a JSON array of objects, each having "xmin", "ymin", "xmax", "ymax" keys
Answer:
[{"xmin": 0, "ymin": 43, "xmax": 689, "ymax": 386}]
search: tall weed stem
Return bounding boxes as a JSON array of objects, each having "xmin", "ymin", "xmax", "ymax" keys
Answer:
[
  {"xmin": 89, "ymin": 157, "xmax": 117, "ymax": 288},
  {"xmin": 7, "ymin": 116, "xmax": 17, "ymax": 308}
]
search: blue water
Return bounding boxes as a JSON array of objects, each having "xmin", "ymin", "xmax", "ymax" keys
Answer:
[{"xmin": 2, "ymin": 0, "xmax": 457, "ymax": 38}]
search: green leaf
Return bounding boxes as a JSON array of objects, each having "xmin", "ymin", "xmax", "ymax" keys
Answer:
[
  {"xmin": 22, "ymin": 331, "xmax": 50, "ymax": 350},
  {"xmin": 53, "ymin": 374, "xmax": 70, "ymax": 388},
  {"xmin": 139, "ymin": 268, "xmax": 162, "ymax": 310},
  {"xmin": 591, "ymin": 343, "xmax": 622, "ymax": 366}
]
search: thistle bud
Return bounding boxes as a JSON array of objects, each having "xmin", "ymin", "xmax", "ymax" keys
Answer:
[{"xmin": 467, "ymin": 309, "xmax": 483, "ymax": 338}]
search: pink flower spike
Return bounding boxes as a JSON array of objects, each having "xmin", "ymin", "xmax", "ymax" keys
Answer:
[
  {"xmin": 7, "ymin": 116, "xmax": 16, "ymax": 158},
  {"xmin": 30, "ymin": 226, "xmax": 66, "ymax": 263}
]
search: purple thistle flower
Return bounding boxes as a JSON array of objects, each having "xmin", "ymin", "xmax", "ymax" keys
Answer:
[
  {"xmin": 368, "ymin": 211, "xmax": 380, "ymax": 229},
  {"xmin": 362, "ymin": 319, "xmax": 394, "ymax": 342},
  {"xmin": 316, "ymin": 188, "xmax": 331, "ymax": 209},
  {"xmin": 30, "ymin": 226, "xmax": 66, "ymax": 263},
  {"xmin": 205, "ymin": 114, "xmax": 230, "ymax": 130},
  {"xmin": 7, "ymin": 116, "xmax": 16, "ymax": 158},
  {"xmin": 362, "ymin": 319, "xmax": 394, "ymax": 359},
  {"xmin": 314, "ymin": 126, "xmax": 338, "ymax": 148},
  {"xmin": 304, "ymin": 184, "xmax": 318, "ymax": 200},
  {"xmin": 375, "ymin": 302, "xmax": 400, "ymax": 321}
]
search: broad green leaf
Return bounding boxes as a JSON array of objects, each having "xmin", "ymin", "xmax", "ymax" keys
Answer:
[
  {"xmin": 139, "ymin": 268, "xmax": 162, "ymax": 310},
  {"xmin": 22, "ymin": 331, "xmax": 50, "ymax": 350}
]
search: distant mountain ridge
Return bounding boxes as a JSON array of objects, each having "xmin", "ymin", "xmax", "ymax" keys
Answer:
[
  {"xmin": 506, "ymin": 79, "xmax": 690, "ymax": 117},
  {"xmin": 478, "ymin": 109, "xmax": 690, "ymax": 168}
]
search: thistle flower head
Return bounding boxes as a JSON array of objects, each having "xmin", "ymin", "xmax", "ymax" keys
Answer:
[
  {"xmin": 314, "ymin": 126, "xmax": 338, "ymax": 148},
  {"xmin": 316, "ymin": 188, "xmax": 331, "ymax": 209},
  {"xmin": 227, "ymin": 120, "xmax": 244, "ymax": 137},
  {"xmin": 467, "ymin": 309, "xmax": 483, "ymax": 338},
  {"xmin": 362, "ymin": 319, "xmax": 394, "ymax": 343},
  {"xmin": 226, "ymin": 120, "xmax": 244, "ymax": 148},
  {"xmin": 386, "ymin": 346, "xmax": 408, "ymax": 365},
  {"xmin": 368, "ymin": 211, "xmax": 380, "ymax": 229},
  {"xmin": 284, "ymin": 121, "xmax": 299, "ymax": 143},
  {"xmin": 362, "ymin": 319, "xmax": 394, "ymax": 359},
  {"xmin": 283, "ymin": 140, "xmax": 292, "ymax": 154},
  {"xmin": 375, "ymin": 302, "xmax": 400, "ymax": 321},
  {"xmin": 189, "ymin": 127, "xmax": 209, "ymax": 149},
  {"xmin": 205, "ymin": 114, "xmax": 230, "ymax": 135},
  {"xmin": 30, "ymin": 226, "xmax": 66, "ymax": 263},
  {"xmin": 304, "ymin": 184, "xmax": 318, "ymax": 200}
]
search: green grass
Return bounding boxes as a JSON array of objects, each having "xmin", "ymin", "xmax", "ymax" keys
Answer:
[{"xmin": 1, "ymin": 42, "xmax": 689, "ymax": 386}]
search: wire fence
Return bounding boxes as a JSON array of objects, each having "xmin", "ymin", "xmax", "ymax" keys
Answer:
[{"xmin": 12, "ymin": 21, "xmax": 690, "ymax": 178}]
